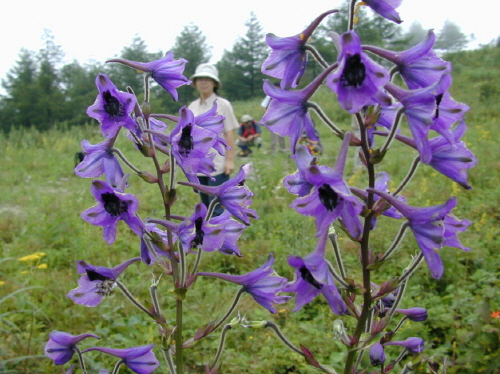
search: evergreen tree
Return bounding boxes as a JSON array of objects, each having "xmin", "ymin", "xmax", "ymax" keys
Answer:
[
  {"xmin": 435, "ymin": 20, "xmax": 469, "ymax": 52},
  {"xmin": 36, "ymin": 30, "xmax": 66, "ymax": 130},
  {"xmin": 217, "ymin": 12, "xmax": 268, "ymax": 101},
  {"xmin": 0, "ymin": 48, "xmax": 40, "ymax": 132}
]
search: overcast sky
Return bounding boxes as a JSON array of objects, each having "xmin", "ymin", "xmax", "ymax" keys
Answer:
[{"xmin": 1, "ymin": 0, "xmax": 497, "ymax": 89}]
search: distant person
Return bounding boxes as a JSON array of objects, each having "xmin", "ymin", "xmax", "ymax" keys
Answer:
[
  {"xmin": 261, "ymin": 88, "xmax": 287, "ymax": 154},
  {"xmin": 188, "ymin": 63, "xmax": 239, "ymax": 216},
  {"xmin": 236, "ymin": 114, "xmax": 262, "ymax": 157}
]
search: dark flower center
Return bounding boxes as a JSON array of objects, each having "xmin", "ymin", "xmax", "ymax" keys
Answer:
[
  {"xmin": 341, "ymin": 54, "xmax": 366, "ymax": 87},
  {"xmin": 434, "ymin": 93, "xmax": 444, "ymax": 119},
  {"xmin": 86, "ymin": 270, "xmax": 109, "ymax": 282},
  {"xmin": 300, "ymin": 267, "xmax": 323, "ymax": 289},
  {"xmin": 318, "ymin": 184, "xmax": 340, "ymax": 211},
  {"xmin": 179, "ymin": 125, "xmax": 194, "ymax": 156},
  {"xmin": 103, "ymin": 90, "xmax": 125, "ymax": 118},
  {"xmin": 191, "ymin": 217, "xmax": 205, "ymax": 247},
  {"xmin": 101, "ymin": 192, "xmax": 128, "ymax": 216}
]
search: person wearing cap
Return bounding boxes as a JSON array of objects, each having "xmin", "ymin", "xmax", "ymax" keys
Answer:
[
  {"xmin": 236, "ymin": 114, "xmax": 262, "ymax": 157},
  {"xmin": 188, "ymin": 63, "xmax": 239, "ymax": 216}
]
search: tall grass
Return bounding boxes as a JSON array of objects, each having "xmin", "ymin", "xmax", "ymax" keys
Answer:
[{"xmin": 1, "ymin": 45, "xmax": 499, "ymax": 373}]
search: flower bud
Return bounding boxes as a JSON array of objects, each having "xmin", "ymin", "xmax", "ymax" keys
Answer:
[
  {"xmin": 369, "ymin": 342, "xmax": 386, "ymax": 366},
  {"xmin": 396, "ymin": 307, "xmax": 428, "ymax": 322},
  {"xmin": 385, "ymin": 337, "xmax": 425, "ymax": 354}
]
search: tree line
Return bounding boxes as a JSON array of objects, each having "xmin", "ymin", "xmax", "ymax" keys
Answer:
[{"xmin": 0, "ymin": 4, "xmax": 474, "ymax": 133}]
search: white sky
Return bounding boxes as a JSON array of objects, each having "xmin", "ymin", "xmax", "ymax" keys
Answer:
[{"xmin": 1, "ymin": 0, "xmax": 498, "ymax": 91}]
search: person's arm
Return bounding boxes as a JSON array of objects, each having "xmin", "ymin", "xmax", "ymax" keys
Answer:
[{"xmin": 225, "ymin": 129, "xmax": 235, "ymax": 175}]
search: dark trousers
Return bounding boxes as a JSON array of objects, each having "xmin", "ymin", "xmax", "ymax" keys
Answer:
[{"xmin": 197, "ymin": 173, "xmax": 229, "ymax": 217}]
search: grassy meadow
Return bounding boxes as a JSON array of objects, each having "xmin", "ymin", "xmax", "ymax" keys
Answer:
[{"xmin": 1, "ymin": 45, "xmax": 500, "ymax": 374}]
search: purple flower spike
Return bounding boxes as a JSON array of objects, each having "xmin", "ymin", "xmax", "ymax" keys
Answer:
[
  {"xmin": 364, "ymin": 30, "xmax": 451, "ymax": 89},
  {"xmin": 83, "ymin": 344, "xmax": 159, "ymax": 374},
  {"xmin": 179, "ymin": 165, "xmax": 258, "ymax": 225},
  {"xmin": 81, "ymin": 181, "xmax": 143, "ymax": 245},
  {"xmin": 44, "ymin": 330, "xmax": 100, "ymax": 365},
  {"xmin": 67, "ymin": 257, "xmax": 140, "ymax": 307},
  {"xmin": 262, "ymin": 9, "xmax": 338, "ymax": 88},
  {"xmin": 198, "ymin": 253, "xmax": 291, "ymax": 313},
  {"xmin": 385, "ymin": 337, "xmax": 425, "ymax": 354},
  {"xmin": 87, "ymin": 74, "xmax": 138, "ymax": 139},
  {"xmin": 367, "ymin": 189, "xmax": 471, "ymax": 279},
  {"xmin": 363, "ymin": 0, "xmax": 403, "ymax": 24},
  {"xmin": 170, "ymin": 106, "xmax": 217, "ymax": 183},
  {"xmin": 284, "ymin": 233, "xmax": 348, "ymax": 315},
  {"xmin": 108, "ymin": 51, "xmax": 190, "ymax": 101},
  {"xmin": 75, "ymin": 139, "xmax": 124, "ymax": 188},
  {"xmin": 369, "ymin": 342, "xmax": 386, "ymax": 366},
  {"xmin": 396, "ymin": 307, "xmax": 428, "ymax": 322},
  {"xmin": 286, "ymin": 134, "xmax": 363, "ymax": 238},
  {"xmin": 327, "ymin": 31, "xmax": 390, "ymax": 114}
]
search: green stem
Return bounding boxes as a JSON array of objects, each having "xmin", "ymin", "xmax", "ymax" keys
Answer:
[
  {"xmin": 75, "ymin": 347, "xmax": 88, "ymax": 374},
  {"xmin": 210, "ymin": 325, "xmax": 231, "ymax": 370},
  {"xmin": 380, "ymin": 222, "xmax": 409, "ymax": 261},
  {"xmin": 305, "ymin": 45, "xmax": 329, "ymax": 69},
  {"xmin": 116, "ymin": 281, "xmax": 154, "ymax": 318},
  {"xmin": 392, "ymin": 156, "xmax": 420, "ymax": 197},
  {"xmin": 111, "ymin": 360, "xmax": 124, "ymax": 374},
  {"xmin": 175, "ymin": 299, "xmax": 184, "ymax": 374}
]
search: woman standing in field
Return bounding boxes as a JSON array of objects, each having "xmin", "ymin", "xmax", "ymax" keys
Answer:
[{"xmin": 188, "ymin": 63, "xmax": 239, "ymax": 216}]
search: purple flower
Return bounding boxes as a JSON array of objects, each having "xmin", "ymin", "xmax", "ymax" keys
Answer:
[
  {"xmin": 368, "ymin": 189, "xmax": 471, "ymax": 279},
  {"xmin": 430, "ymin": 80, "xmax": 470, "ymax": 143},
  {"xmin": 87, "ymin": 74, "xmax": 138, "ymax": 139},
  {"xmin": 207, "ymin": 210, "xmax": 246, "ymax": 256},
  {"xmin": 170, "ymin": 106, "xmax": 217, "ymax": 183},
  {"xmin": 327, "ymin": 31, "xmax": 390, "ymax": 114},
  {"xmin": 261, "ymin": 9, "xmax": 337, "ymax": 88},
  {"xmin": 81, "ymin": 181, "xmax": 143, "ymax": 245},
  {"xmin": 285, "ymin": 134, "xmax": 363, "ymax": 238},
  {"xmin": 396, "ymin": 307, "xmax": 428, "ymax": 322},
  {"xmin": 108, "ymin": 51, "xmax": 190, "ymax": 101},
  {"xmin": 75, "ymin": 139, "xmax": 124, "ymax": 188},
  {"xmin": 385, "ymin": 77, "xmax": 447, "ymax": 164},
  {"xmin": 194, "ymin": 102, "xmax": 228, "ymax": 155},
  {"xmin": 369, "ymin": 342, "xmax": 386, "ymax": 366},
  {"xmin": 385, "ymin": 337, "xmax": 425, "ymax": 354},
  {"xmin": 83, "ymin": 344, "xmax": 159, "ymax": 374},
  {"xmin": 67, "ymin": 257, "xmax": 140, "ymax": 307},
  {"xmin": 178, "ymin": 203, "xmax": 226, "ymax": 253},
  {"xmin": 364, "ymin": 30, "xmax": 451, "ymax": 89},
  {"xmin": 179, "ymin": 165, "xmax": 258, "ymax": 225},
  {"xmin": 363, "ymin": 0, "xmax": 402, "ymax": 24},
  {"xmin": 397, "ymin": 120, "xmax": 477, "ymax": 189},
  {"xmin": 260, "ymin": 77, "xmax": 320, "ymax": 154},
  {"xmin": 198, "ymin": 253, "xmax": 290, "ymax": 313},
  {"xmin": 284, "ymin": 233, "xmax": 348, "ymax": 315},
  {"xmin": 44, "ymin": 330, "xmax": 100, "ymax": 365}
]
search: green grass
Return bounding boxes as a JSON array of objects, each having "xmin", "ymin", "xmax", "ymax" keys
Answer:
[{"xmin": 1, "ymin": 45, "xmax": 500, "ymax": 374}]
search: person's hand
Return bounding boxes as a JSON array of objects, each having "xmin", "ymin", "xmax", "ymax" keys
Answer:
[{"xmin": 224, "ymin": 159, "xmax": 235, "ymax": 175}]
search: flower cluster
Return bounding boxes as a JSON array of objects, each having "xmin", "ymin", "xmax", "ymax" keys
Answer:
[{"xmin": 46, "ymin": 1, "xmax": 475, "ymax": 373}]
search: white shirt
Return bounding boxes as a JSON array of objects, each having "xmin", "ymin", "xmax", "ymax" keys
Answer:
[{"xmin": 188, "ymin": 93, "xmax": 239, "ymax": 176}]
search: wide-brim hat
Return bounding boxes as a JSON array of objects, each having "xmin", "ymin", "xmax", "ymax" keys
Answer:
[{"xmin": 191, "ymin": 63, "xmax": 221, "ymax": 86}]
